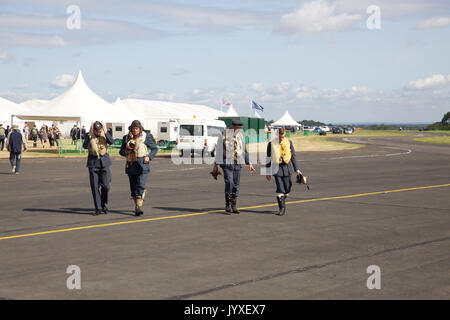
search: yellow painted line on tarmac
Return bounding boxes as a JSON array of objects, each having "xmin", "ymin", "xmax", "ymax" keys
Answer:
[{"xmin": 1, "ymin": 183, "xmax": 449, "ymax": 242}]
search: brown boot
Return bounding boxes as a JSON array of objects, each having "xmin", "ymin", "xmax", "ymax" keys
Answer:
[
  {"xmin": 231, "ymin": 195, "xmax": 240, "ymax": 214},
  {"xmin": 134, "ymin": 196, "xmax": 144, "ymax": 216},
  {"xmin": 225, "ymin": 194, "xmax": 232, "ymax": 214}
]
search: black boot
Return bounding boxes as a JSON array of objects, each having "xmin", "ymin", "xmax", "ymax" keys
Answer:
[
  {"xmin": 225, "ymin": 194, "xmax": 232, "ymax": 214},
  {"xmin": 231, "ymin": 195, "xmax": 240, "ymax": 214},
  {"xmin": 280, "ymin": 195, "xmax": 286, "ymax": 216},
  {"xmin": 276, "ymin": 195, "xmax": 286, "ymax": 216},
  {"xmin": 276, "ymin": 196, "xmax": 283, "ymax": 215}
]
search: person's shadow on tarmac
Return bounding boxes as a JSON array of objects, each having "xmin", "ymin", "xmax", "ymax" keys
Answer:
[{"xmin": 23, "ymin": 208, "xmax": 135, "ymax": 216}]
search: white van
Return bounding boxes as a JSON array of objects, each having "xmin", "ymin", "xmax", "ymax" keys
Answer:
[{"xmin": 176, "ymin": 119, "xmax": 226, "ymax": 156}]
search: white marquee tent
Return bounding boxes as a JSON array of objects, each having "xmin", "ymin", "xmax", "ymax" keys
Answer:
[
  {"xmin": 224, "ymin": 105, "xmax": 239, "ymax": 117},
  {"xmin": 271, "ymin": 111, "xmax": 301, "ymax": 127},
  {"xmin": 0, "ymin": 97, "xmax": 28, "ymax": 125},
  {"xmin": 16, "ymin": 71, "xmax": 134, "ymax": 127}
]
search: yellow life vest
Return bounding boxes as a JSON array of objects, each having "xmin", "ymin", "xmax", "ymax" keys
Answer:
[
  {"xmin": 89, "ymin": 132, "xmax": 108, "ymax": 158},
  {"xmin": 272, "ymin": 138, "xmax": 291, "ymax": 164}
]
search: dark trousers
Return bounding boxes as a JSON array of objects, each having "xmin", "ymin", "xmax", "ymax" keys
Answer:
[
  {"xmin": 221, "ymin": 165, "xmax": 242, "ymax": 196},
  {"xmin": 89, "ymin": 167, "xmax": 111, "ymax": 210},
  {"xmin": 274, "ymin": 175, "xmax": 292, "ymax": 194},
  {"xmin": 0, "ymin": 136, "xmax": 5, "ymax": 151},
  {"xmin": 10, "ymin": 152, "xmax": 22, "ymax": 172},
  {"xmin": 128, "ymin": 173, "xmax": 148, "ymax": 198},
  {"xmin": 32, "ymin": 135, "xmax": 37, "ymax": 147}
]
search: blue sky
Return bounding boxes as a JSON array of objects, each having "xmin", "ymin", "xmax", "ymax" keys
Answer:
[{"xmin": 1, "ymin": 0, "xmax": 449, "ymax": 123}]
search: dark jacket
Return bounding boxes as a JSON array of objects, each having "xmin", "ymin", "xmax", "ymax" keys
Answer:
[
  {"xmin": 266, "ymin": 140, "xmax": 300, "ymax": 177},
  {"xmin": 83, "ymin": 132, "xmax": 114, "ymax": 169},
  {"xmin": 119, "ymin": 132, "xmax": 158, "ymax": 174},
  {"xmin": 7, "ymin": 130, "xmax": 26, "ymax": 153}
]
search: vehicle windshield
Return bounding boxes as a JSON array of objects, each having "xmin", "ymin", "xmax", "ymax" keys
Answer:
[
  {"xmin": 180, "ymin": 125, "xmax": 204, "ymax": 136},
  {"xmin": 207, "ymin": 126, "xmax": 224, "ymax": 137}
]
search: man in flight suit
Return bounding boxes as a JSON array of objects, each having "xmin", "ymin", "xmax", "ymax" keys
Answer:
[
  {"xmin": 119, "ymin": 120, "xmax": 158, "ymax": 216},
  {"xmin": 212, "ymin": 119, "xmax": 255, "ymax": 214},
  {"xmin": 83, "ymin": 121, "xmax": 113, "ymax": 216}
]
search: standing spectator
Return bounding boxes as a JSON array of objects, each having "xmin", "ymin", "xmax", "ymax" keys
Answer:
[
  {"xmin": 39, "ymin": 125, "xmax": 48, "ymax": 148},
  {"xmin": 48, "ymin": 126, "xmax": 55, "ymax": 147},
  {"xmin": 54, "ymin": 126, "xmax": 61, "ymax": 148},
  {"xmin": 5, "ymin": 125, "xmax": 10, "ymax": 138},
  {"xmin": 70, "ymin": 124, "xmax": 77, "ymax": 145},
  {"xmin": 7, "ymin": 124, "xmax": 27, "ymax": 174},
  {"xmin": 23, "ymin": 123, "xmax": 30, "ymax": 141},
  {"xmin": 30, "ymin": 125, "xmax": 38, "ymax": 147},
  {"xmin": 0, "ymin": 124, "xmax": 6, "ymax": 151},
  {"xmin": 81, "ymin": 126, "xmax": 86, "ymax": 141}
]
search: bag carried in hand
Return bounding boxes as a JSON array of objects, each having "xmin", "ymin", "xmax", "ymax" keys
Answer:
[{"xmin": 296, "ymin": 174, "xmax": 310, "ymax": 190}]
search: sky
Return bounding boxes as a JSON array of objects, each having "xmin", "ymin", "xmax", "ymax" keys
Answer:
[{"xmin": 0, "ymin": 0, "xmax": 449, "ymax": 123}]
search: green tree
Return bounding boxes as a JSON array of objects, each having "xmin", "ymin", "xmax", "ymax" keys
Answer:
[{"xmin": 441, "ymin": 112, "xmax": 450, "ymax": 125}]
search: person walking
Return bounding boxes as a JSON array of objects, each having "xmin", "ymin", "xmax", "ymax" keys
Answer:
[
  {"xmin": 265, "ymin": 128, "xmax": 302, "ymax": 216},
  {"xmin": 6, "ymin": 124, "xmax": 27, "ymax": 174},
  {"xmin": 53, "ymin": 126, "xmax": 61, "ymax": 148},
  {"xmin": 70, "ymin": 124, "xmax": 77, "ymax": 145},
  {"xmin": 0, "ymin": 124, "xmax": 6, "ymax": 151},
  {"xmin": 48, "ymin": 126, "xmax": 55, "ymax": 147},
  {"xmin": 119, "ymin": 120, "xmax": 158, "ymax": 216},
  {"xmin": 23, "ymin": 123, "xmax": 29, "ymax": 142},
  {"xmin": 39, "ymin": 125, "xmax": 47, "ymax": 148},
  {"xmin": 211, "ymin": 119, "xmax": 255, "ymax": 214},
  {"xmin": 30, "ymin": 125, "xmax": 38, "ymax": 147},
  {"xmin": 81, "ymin": 126, "xmax": 86, "ymax": 141},
  {"xmin": 83, "ymin": 121, "xmax": 113, "ymax": 216}
]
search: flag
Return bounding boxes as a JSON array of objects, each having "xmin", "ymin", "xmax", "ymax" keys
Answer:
[
  {"xmin": 222, "ymin": 99, "xmax": 232, "ymax": 106},
  {"xmin": 252, "ymin": 100, "xmax": 264, "ymax": 112}
]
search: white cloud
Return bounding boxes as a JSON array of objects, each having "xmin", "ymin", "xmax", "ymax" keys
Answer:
[
  {"xmin": 418, "ymin": 17, "xmax": 450, "ymax": 29},
  {"xmin": 406, "ymin": 74, "xmax": 449, "ymax": 90},
  {"xmin": 0, "ymin": 50, "xmax": 13, "ymax": 62},
  {"xmin": 0, "ymin": 13, "xmax": 162, "ymax": 48},
  {"xmin": 172, "ymin": 68, "xmax": 189, "ymax": 76},
  {"xmin": 335, "ymin": 0, "xmax": 449, "ymax": 18},
  {"xmin": 0, "ymin": 31, "xmax": 68, "ymax": 48},
  {"xmin": 277, "ymin": 0, "xmax": 362, "ymax": 35},
  {"xmin": 51, "ymin": 74, "xmax": 75, "ymax": 88}
]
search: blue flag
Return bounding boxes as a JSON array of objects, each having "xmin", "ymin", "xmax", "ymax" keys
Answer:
[{"xmin": 252, "ymin": 100, "xmax": 264, "ymax": 112}]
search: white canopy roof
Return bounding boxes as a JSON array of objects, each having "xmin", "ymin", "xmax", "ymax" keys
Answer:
[
  {"xmin": 120, "ymin": 98, "xmax": 225, "ymax": 121},
  {"xmin": 0, "ymin": 97, "xmax": 28, "ymax": 123},
  {"xmin": 16, "ymin": 71, "xmax": 129, "ymax": 123},
  {"xmin": 225, "ymin": 105, "xmax": 239, "ymax": 117},
  {"xmin": 254, "ymin": 110, "xmax": 263, "ymax": 119},
  {"xmin": 272, "ymin": 111, "xmax": 301, "ymax": 127},
  {"xmin": 20, "ymin": 99, "xmax": 49, "ymax": 110}
]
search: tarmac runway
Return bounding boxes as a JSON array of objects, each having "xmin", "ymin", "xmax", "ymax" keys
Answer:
[{"xmin": 0, "ymin": 134, "xmax": 449, "ymax": 299}]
